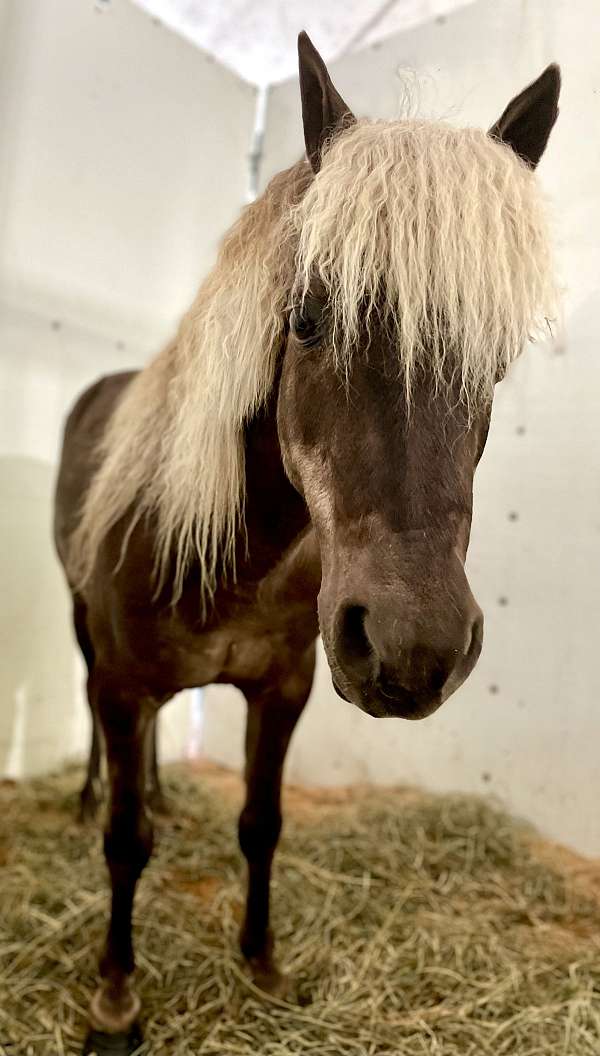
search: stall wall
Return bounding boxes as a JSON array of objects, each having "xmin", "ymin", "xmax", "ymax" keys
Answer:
[
  {"xmin": 202, "ymin": 0, "xmax": 600, "ymax": 856},
  {"xmin": 0, "ymin": 0, "xmax": 254, "ymax": 776}
]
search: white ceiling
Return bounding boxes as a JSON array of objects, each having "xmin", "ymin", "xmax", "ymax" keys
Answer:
[{"xmin": 131, "ymin": 0, "xmax": 476, "ymax": 86}]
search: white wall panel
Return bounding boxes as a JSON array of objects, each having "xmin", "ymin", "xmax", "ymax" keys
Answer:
[{"xmin": 0, "ymin": 0, "xmax": 253, "ymax": 342}]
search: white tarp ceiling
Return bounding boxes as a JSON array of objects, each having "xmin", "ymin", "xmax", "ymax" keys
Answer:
[{"xmin": 131, "ymin": 0, "xmax": 476, "ymax": 86}]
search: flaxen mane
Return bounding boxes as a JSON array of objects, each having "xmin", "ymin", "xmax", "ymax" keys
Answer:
[
  {"xmin": 70, "ymin": 118, "xmax": 556, "ymax": 606},
  {"xmin": 293, "ymin": 120, "xmax": 556, "ymax": 397}
]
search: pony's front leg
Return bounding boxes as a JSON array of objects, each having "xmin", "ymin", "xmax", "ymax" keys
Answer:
[
  {"xmin": 83, "ymin": 675, "xmax": 156, "ymax": 1055},
  {"xmin": 238, "ymin": 643, "xmax": 316, "ymax": 994}
]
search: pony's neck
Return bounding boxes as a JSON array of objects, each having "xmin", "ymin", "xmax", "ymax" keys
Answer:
[{"xmin": 237, "ymin": 381, "xmax": 310, "ymax": 583}]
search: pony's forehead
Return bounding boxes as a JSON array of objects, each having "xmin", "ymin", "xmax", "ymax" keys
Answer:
[
  {"xmin": 316, "ymin": 116, "xmax": 520, "ymax": 169},
  {"xmin": 291, "ymin": 115, "xmax": 555, "ymax": 406}
]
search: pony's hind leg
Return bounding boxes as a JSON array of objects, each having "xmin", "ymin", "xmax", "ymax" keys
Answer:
[
  {"xmin": 80, "ymin": 711, "xmax": 103, "ymax": 823},
  {"xmin": 72, "ymin": 600, "xmax": 103, "ymax": 822},
  {"xmin": 146, "ymin": 716, "xmax": 168, "ymax": 815},
  {"xmin": 238, "ymin": 643, "xmax": 316, "ymax": 994},
  {"xmin": 84, "ymin": 672, "xmax": 156, "ymax": 1052}
]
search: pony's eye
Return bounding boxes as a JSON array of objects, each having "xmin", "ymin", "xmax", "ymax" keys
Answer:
[
  {"xmin": 291, "ymin": 311, "xmax": 315, "ymax": 339},
  {"xmin": 290, "ymin": 300, "xmax": 322, "ymax": 344}
]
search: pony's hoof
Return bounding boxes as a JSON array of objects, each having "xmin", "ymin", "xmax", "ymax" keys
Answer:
[
  {"xmin": 248, "ymin": 957, "xmax": 292, "ymax": 1000},
  {"xmin": 82, "ymin": 1023, "xmax": 143, "ymax": 1056}
]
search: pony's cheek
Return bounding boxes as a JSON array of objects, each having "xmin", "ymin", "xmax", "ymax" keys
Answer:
[{"xmin": 279, "ymin": 443, "xmax": 305, "ymax": 497}]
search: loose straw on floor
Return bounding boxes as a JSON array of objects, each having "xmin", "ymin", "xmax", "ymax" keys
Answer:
[{"xmin": 0, "ymin": 766, "xmax": 599, "ymax": 1055}]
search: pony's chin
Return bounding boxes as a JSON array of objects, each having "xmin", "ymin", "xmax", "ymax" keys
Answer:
[
  {"xmin": 331, "ymin": 678, "xmax": 442, "ymax": 721},
  {"xmin": 332, "ymin": 679, "xmax": 351, "ymax": 703}
]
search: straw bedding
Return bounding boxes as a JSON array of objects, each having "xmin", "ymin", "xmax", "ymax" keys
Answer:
[{"xmin": 0, "ymin": 764, "xmax": 599, "ymax": 1055}]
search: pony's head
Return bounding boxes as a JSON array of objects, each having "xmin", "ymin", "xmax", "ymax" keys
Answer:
[{"xmin": 277, "ymin": 34, "xmax": 559, "ymax": 719}]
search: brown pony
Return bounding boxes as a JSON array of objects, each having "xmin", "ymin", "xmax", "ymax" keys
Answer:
[{"xmin": 54, "ymin": 33, "xmax": 560, "ymax": 1054}]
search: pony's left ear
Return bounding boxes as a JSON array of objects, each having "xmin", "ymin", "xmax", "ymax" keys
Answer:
[
  {"xmin": 298, "ymin": 31, "xmax": 355, "ymax": 173},
  {"xmin": 489, "ymin": 64, "xmax": 561, "ymax": 169}
]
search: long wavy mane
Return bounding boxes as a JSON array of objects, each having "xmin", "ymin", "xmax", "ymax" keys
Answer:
[{"xmin": 70, "ymin": 117, "xmax": 556, "ymax": 607}]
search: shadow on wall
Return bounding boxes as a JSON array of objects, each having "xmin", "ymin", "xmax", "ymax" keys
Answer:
[{"xmin": 0, "ymin": 456, "xmax": 85, "ymax": 777}]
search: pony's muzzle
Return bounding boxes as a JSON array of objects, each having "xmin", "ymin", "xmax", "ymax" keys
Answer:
[{"xmin": 329, "ymin": 597, "xmax": 484, "ymax": 720}]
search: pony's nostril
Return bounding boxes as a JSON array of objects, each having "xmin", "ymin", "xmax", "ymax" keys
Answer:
[
  {"xmin": 337, "ymin": 604, "xmax": 372, "ymax": 668},
  {"xmin": 466, "ymin": 614, "xmax": 484, "ymax": 658}
]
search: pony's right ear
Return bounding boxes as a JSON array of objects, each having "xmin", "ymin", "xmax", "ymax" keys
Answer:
[
  {"xmin": 488, "ymin": 64, "xmax": 561, "ymax": 169},
  {"xmin": 298, "ymin": 31, "xmax": 355, "ymax": 174}
]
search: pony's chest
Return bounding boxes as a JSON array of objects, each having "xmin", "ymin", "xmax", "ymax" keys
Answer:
[
  {"xmin": 166, "ymin": 527, "xmax": 320, "ymax": 688},
  {"xmin": 92, "ymin": 525, "xmax": 320, "ymax": 694},
  {"xmin": 167, "ymin": 616, "xmax": 312, "ymax": 689}
]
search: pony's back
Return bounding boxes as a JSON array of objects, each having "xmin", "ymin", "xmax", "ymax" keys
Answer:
[{"xmin": 53, "ymin": 371, "xmax": 137, "ymax": 584}]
